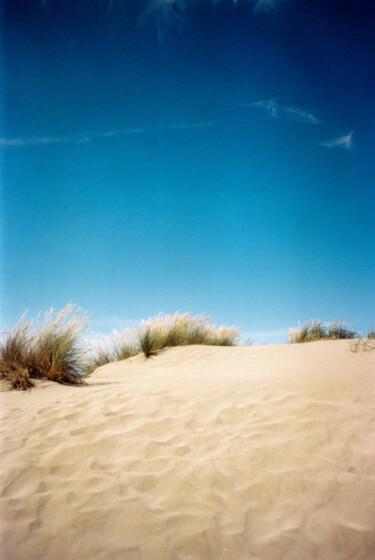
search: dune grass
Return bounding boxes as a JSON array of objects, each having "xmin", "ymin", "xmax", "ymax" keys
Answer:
[
  {"xmin": 349, "ymin": 338, "xmax": 375, "ymax": 353},
  {"xmin": 80, "ymin": 313, "xmax": 240, "ymax": 374},
  {"xmin": 327, "ymin": 320, "xmax": 357, "ymax": 340},
  {"xmin": 290, "ymin": 320, "xmax": 357, "ymax": 343},
  {"xmin": 1, "ymin": 308, "xmax": 240, "ymax": 387},
  {"xmin": 289, "ymin": 320, "xmax": 327, "ymax": 343},
  {"xmin": 2, "ymin": 305, "xmax": 370, "ymax": 390},
  {"xmin": 83, "ymin": 329, "xmax": 139, "ymax": 376},
  {"xmin": 0, "ymin": 305, "xmax": 89, "ymax": 390},
  {"xmin": 137, "ymin": 313, "xmax": 240, "ymax": 357}
]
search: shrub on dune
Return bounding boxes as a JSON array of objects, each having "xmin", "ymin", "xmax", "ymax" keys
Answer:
[{"xmin": 0, "ymin": 305, "xmax": 88, "ymax": 390}]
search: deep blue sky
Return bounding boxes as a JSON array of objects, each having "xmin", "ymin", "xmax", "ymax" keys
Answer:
[{"xmin": 1, "ymin": 0, "xmax": 374, "ymax": 343}]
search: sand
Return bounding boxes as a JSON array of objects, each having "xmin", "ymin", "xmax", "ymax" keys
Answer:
[{"xmin": 1, "ymin": 340, "xmax": 375, "ymax": 560}]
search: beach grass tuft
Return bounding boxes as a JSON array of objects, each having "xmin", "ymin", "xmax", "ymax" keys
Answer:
[
  {"xmin": 84, "ymin": 313, "xmax": 240, "ymax": 366},
  {"xmin": 0, "ymin": 306, "xmax": 244, "ymax": 387},
  {"xmin": 349, "ymin": 338, "xmax": 375, "ymax": 353},
  {"xmin": 289, "ymin": 320, "xmax": 327, "ymax": 343},
  {"xmin": 83, "ymin": 329, "xmax": 139, "ymax": 375},
  {"xmin": 137, "ymin": 313, "xmax": 240, "ymax": 357},
  {"xmin": 0, "ymin": 304, "xmax": 88, "ymax": 389},
  {"xmin": 327, "ymin": 320, "xmax": 357, "ymax": 340},
  {"xmin": 290, "ymin": 320, "xmax": 357, "ymax": 343},
  {"xmin": 83, "ymin": 313, "xmax": 240, "ymax": 369}
]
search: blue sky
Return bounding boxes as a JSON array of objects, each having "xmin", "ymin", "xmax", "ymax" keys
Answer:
[{"xmin": 1, "ymin": 0, "xmax": 374, "ymax": 344}]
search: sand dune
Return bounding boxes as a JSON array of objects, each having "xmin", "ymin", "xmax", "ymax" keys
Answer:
[{"xmin": 1, "ymin": 341, "xmax": 375, "ymax": 560}]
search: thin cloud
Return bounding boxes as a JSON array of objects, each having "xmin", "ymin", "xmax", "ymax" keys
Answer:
[
  {"xmin": 245, "ymin": 98, "xmax": 320, "ymax": 124},
  {"xmin": 283, "ymin": 105, "xmax": 320, "ymax": 124},
  {"xmin": 320, "ymin": 132, "xmax": 354, "ymax": 150},
  {"xmin": 253, "ymin": 0, "xmax": 286, "ymax": 13},
  {"xmin": 143, "ymin": 0, "xmax": 287, "ymax": 14},
  {"xmin": 141, "ymin": 0, "xmax": 288, "ymax": 41},
  {"xmin": 0, "ymin": 120, "xmax": 223, "ymax": 148},
  {"xmin": 41, "ymin": 1, "xmax": 287, "ymax": 43}
]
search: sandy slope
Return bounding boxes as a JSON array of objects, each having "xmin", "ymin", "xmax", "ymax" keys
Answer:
[{"xmin": 1, "ymin": 341, "xmax": 375, "ymax": 560}]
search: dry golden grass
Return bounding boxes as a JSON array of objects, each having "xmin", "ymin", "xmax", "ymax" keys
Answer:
[
  {"xmin": 349, "ymin": 338, "xmax": 375, "ymax": 353},
  {"xmin": 290, "ymin": 320, "xmax": 357, "ymax": 343},
  {"xmin": 137, "ymin": 313, "xmax": 240, "ymax": 357},
  {"xmin": 1, "ymin": 308, "xmax": 240, "ymax": 387},
  {"xmin": 85, "ymin": 313, "xmax": 240, "ymax": 368},
  {"xmin": 83, "ymin": 328, "xmax": 139, "ymax": 375},
  {"xmin": 0, "ymin": 304, "xmax": 88, "ymax": 390}
]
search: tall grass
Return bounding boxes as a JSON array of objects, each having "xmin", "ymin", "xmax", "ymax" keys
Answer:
[
  {"xmin": 0, "ymin": 305, "xmax": 88, "ymax": 390},
  {"xmin": 137, "ymin": 313, "xmax": 240, "ymax": 357},
  {"xmin": 83, "ymin": 313, "xmax": 240, "ymax": 370},
  {"xmin": 1, "ymin": 308, "xmax": 241, "ymax": 387},
  {"xmin": 289, "ymin": 320, "xmax": 327, "ymax": 343},
  {"xmin": 290, "ymin": 320, "xmax": 357, "ymax": 343},
  {"xmin": 327, "ymin": 320, "xmax": 356, "ymax": 340},
  {"xmin": 83, "ymin": 328, "xmax": 139, "ymax": 375}
]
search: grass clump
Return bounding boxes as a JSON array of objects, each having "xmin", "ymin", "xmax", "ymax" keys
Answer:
[
  {"xmin": 290, "ymin": 320, "xmax": 357, "ymax": 343},
  {"xmin": 1, "ymin": 308, "xmax": 241, "ymax": 385},
  {"xmin": 327, "ymin": 320, "xmax": 357, "ymax": 340},
  {"xmin": 83, "ymin": 329, "xmax": 139, "ymax": 375},
  {"xmin": 289, "ymin": 320, "xmax": 327, "ymax": 343},
  {"xmin": 349, "ymin": 338, "xmax": 375, "ymax": 353},
  {"xmin": 0, "ymin": 304, "xmax": 88, "ymax": 390},
  {"xmin": 83, "ymin": 313, "xmax": 240, "ymax": 367},
  {"xmin": 368, "ymin": 329, "xmax": 375, "ymax": 340},
  {"xmin": 137, "ymin": 312, "xmax": 240, "ymax": 357}
]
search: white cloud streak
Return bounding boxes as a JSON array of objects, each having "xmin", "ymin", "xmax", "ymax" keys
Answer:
[
  {"xmin": 0, "ymin": 120, "xmax": 222, "ymax": 148},
  {"xmin": 141, "ymin": 0, "xmax": 287, "ymax": 41},
  {"xmin": 143, "ymin": 0, "xmax": 286, "ymax": 15},
  {"xmin": 246, "ymin": 98, "xmax": 320, "ymax": 124},
  {"xmin": 253, "ymin": 0, "xmax": 286, "ymax": 13},
  {"xmin": 320, "ymin": 131, "xmax": 354, "ymax": 150},
  {"xmin": 41, "ymin": 1, "xmax": 287, "ymax": 43}
]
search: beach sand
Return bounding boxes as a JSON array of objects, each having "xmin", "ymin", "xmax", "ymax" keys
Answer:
[{"xmin": 1, "ymin": 340, "xmax": 375, "ymax": 560}]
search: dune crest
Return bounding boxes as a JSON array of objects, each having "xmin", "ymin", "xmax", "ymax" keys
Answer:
[{"xmin": 1, "ymin": 341, "xmax": 375, "ymax": 560}]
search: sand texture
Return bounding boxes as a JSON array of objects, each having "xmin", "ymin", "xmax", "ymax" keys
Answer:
[{"xmin": 1, "ymin": 341, "xmax": 375, "ymax": 560}]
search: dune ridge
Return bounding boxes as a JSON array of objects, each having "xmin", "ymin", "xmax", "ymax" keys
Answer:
[{"xmin": 1, "ymin": 341, "xmax": 375, "ymax": 560}]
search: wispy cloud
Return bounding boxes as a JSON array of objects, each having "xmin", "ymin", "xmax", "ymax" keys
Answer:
[
  {"xmin": 143, "ymin": 0, "xmax": 287, "ymax": 15},
  {"xmin": 245, "ymin": 98, "xmax": 320, "ymax": 124},
  {"xmin": 320, "ymin": 131, "xmax": 354, "ymax": 150},
  {"xmin": 0, "ymin": 120, "xmax": 223, "ymax": 148},
  {"xmin": 253, "ymin": 0, "xmax": 286, "ymax": 13},
  {"xmin": 141, "ymin": 0, "xmax": 288, "ymax": 42},
  {"xmin": 40, "ymin": 1, "xmax": 287, "ymax": 43}
]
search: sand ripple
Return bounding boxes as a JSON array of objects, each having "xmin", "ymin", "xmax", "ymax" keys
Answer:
[{"xmin": 1, "ymin": 341, "xmax": 375, "ymax": 560}]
